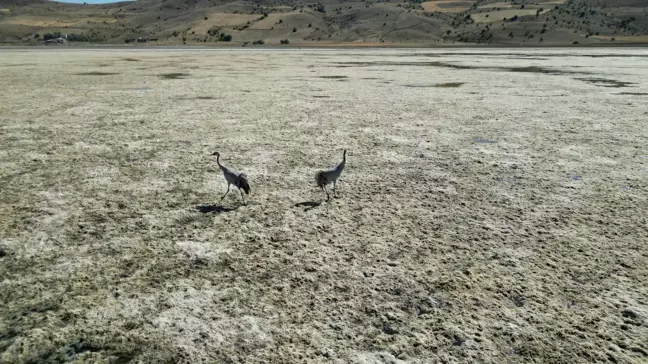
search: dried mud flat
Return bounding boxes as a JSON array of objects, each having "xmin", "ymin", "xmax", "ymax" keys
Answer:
[{"xmin": 0, "ymin": 48, "xmax": 647, "ymax": 363}]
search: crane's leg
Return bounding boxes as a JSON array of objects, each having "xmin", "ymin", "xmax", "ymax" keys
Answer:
[
  {"xmin": 333, "ymin": 181, "xmax": 338, "ymax": 197},
  {"xmin": 323, "ymin": 185, "xmax": 330, "ymax": 201},
  {"xmin": 219, "ymin": 184, "xmax": 231, "ymax": 202},
  {"xmin": 239, "ymin": 188, "xmax": 247, "ymax": 205}
]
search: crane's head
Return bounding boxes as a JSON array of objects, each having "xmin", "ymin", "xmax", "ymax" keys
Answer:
[
  {"xmin": 343, "ymin": 149, "xmax": 347, "ymax": 158},
  {"xmin": 211, "ymin": 152, "xmax": 220, "ymax": 157}
]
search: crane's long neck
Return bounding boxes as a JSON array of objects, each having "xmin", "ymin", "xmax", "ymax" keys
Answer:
[
  {"xmin": 216, "ymin": 154, "xmax": 227, "ymax": 171},
  {"xmin": 336, "ymin": 151, "xmax": 346, "ymax": 171}
]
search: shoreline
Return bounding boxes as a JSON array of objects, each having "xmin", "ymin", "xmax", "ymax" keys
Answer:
[{"xmin": 2, "ymin": 42, "xmax": 648, "ymax": 50}]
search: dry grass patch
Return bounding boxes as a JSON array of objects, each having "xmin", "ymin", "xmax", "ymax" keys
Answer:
[
  {"xmin": 189, "ymin": 12, "xmax": 259, "ymax": 33},
  {"xmin": 478, "ymin": 0, "xmax": 566, "ymax": 9},
  {"xmin": 421, "ymin": 0, "xmax": 475, "ymax": 12},
  {"xmin": 472, "ymin": 8, "xmax": 551, "ymax": 23},
  {"xmin": 249, "ymin": 12, "xmax": 300, "ymax": 29},
  {"xmin": 2, "ymin": 14, "xmax": 116, "ymax": 27}
]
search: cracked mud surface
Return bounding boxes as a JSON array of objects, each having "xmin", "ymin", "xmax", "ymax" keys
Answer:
[{"xmin": 0, "ymin": 48, "xmax": 647, "ymax": 363}]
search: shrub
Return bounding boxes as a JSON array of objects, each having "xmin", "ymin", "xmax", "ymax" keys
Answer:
[
  {"xmin": 68, "ymin": 33, "xmax": 94, "ymax": 42},
  {"xmin": 252, "ymin": 39, "xmax": 265, "ymax": 44},
  {"xmin": 219, "ymin": 33, "xmax": 232, "ymax": 41},
  {"xmin": 43, "ymin": 32, "xmax": 62, "ymax": 41},
  {"xmin": 280, "ymin": 39, "xmax": 290, "ymax": 44},
  {"xmin": 308, "ymin": 23, "xmax": 312, "ymax": 27},
  {"xmin": 207, "ymin": 27, "xmax": 220, "ymax": 36},
  {"xmin": 293, "ymin": 27, "xmax": 297, "ymax": 32}
]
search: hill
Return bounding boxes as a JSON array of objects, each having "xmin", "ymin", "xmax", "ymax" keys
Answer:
[{"xmin": 1, "ymin": 0, "xmax": 647, "ymax": 46}]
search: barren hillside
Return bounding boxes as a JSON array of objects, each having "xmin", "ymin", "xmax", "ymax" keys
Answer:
[{"xmin": 1, "ymin": 0, "xmax": 647, "ymax": 45}]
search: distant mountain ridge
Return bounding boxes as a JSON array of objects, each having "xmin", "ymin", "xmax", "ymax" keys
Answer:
[{"xmin": 1, "ymin": 0, "xmax": 647, "ymax": 45}]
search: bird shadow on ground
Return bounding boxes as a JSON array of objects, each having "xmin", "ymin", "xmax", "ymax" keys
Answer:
[
  {"xmin": 195, "ymin": 204, "xmax": 237, "ymax": 214},
  {"xmin": 294, "ymin": 201, "xmax": 322, "ymax": 211}
]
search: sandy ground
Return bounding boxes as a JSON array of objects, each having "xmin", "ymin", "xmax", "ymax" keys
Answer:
[{"xmin": 0, "ymin": 48, "xmax": 647, "ymax": 363}]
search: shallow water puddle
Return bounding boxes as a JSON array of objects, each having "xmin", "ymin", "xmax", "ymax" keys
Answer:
[
  {"xmin": 577, "ymin": 78, "xmax": 636, "ymax": 88},
  {"xmin": 159, "ymin": 72, "xmax": 189, "ymax": 80},
  {"xmin": 475, "ymin": 138, "xmax": 498, "ymax": 144},
  {"xmin": 119, "ymin": 87, "xmax": 152, "ymax": 91},
  {"xmin": 75, "ymin": 71, "xmax": 120, "ymax": 76}
]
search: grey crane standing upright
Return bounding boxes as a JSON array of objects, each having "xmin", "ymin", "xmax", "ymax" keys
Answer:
[
  {"xmin": 315, "ymin": 149, "xmax": 346, "ymax": 200},
  {"xmin": 212, "ymin": 151, "xmax": 250, "ymax": 204}
]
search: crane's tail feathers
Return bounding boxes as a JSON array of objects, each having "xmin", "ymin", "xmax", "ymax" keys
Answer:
[
  {"xmin": 238, "ymin": 173, "xmax": 251, "ymax": 195},
  {"xmin": 315, "ymin": 171, "xmax": 328, "ymax": 188}
]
